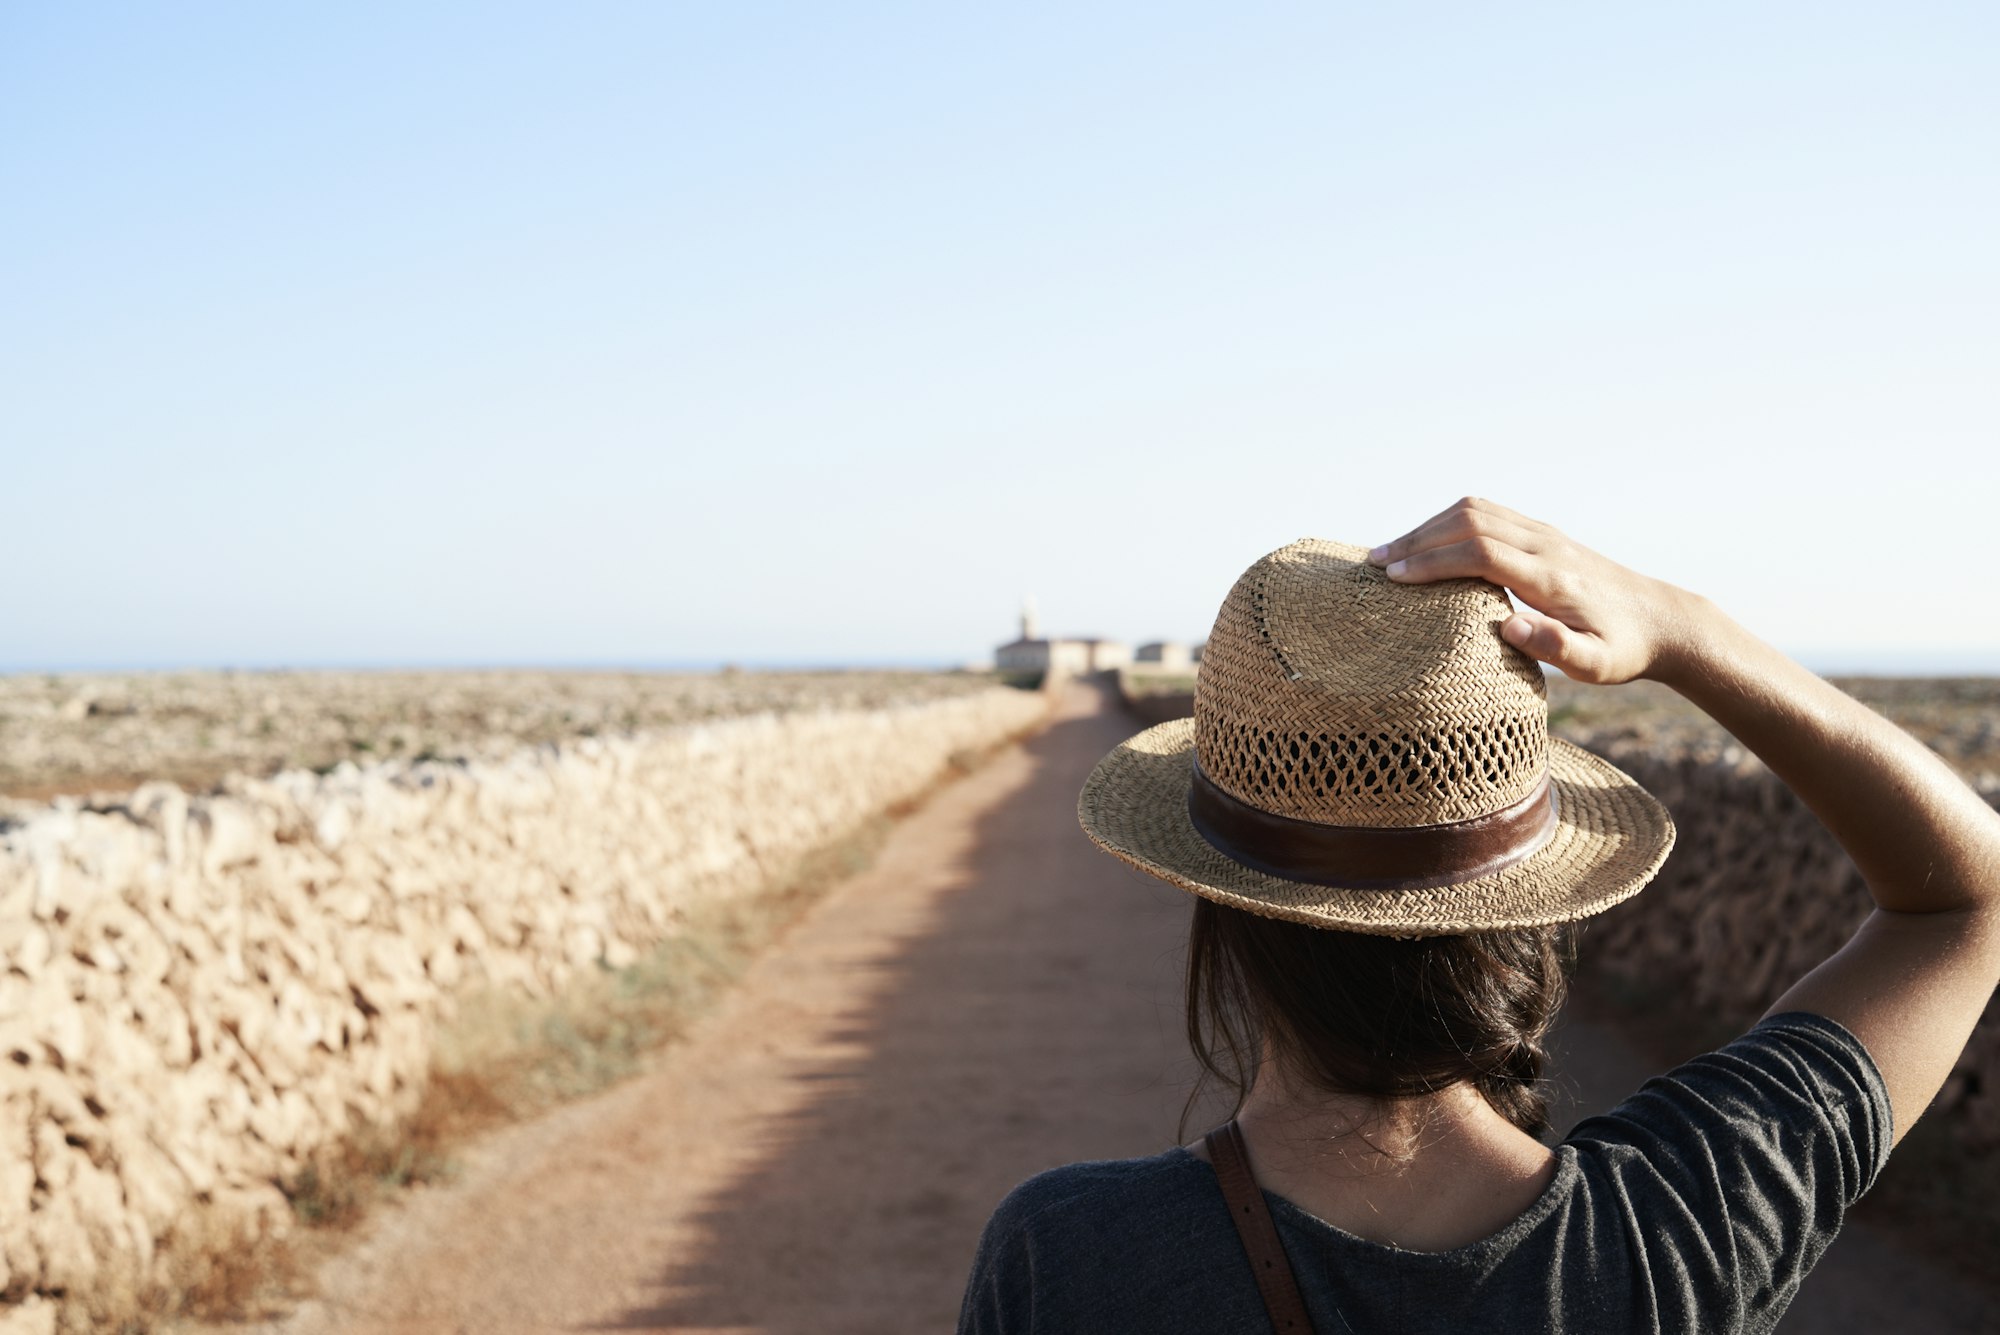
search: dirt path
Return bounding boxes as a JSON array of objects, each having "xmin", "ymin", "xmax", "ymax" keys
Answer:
[{"xmin": 229, "ymin": 680, "xmax": 1990, "ymax": 1334}]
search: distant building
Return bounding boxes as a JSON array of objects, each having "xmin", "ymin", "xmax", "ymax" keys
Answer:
[
  {"xmin": 995, "ymin": 635, "xmax": 1092, "ymax": 677},
  {"xmin": 1134, "ymin": 641, "xmax": 1193, "ymax": 670},
  {"xmin": 1080, "ymin": 637, "xmax": 1132, "ymax": 671},
  {"xmin": 993, "ymin": 598, "xmax": 1128, "ymax": 678}
]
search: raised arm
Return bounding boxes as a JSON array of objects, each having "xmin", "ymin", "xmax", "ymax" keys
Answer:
[{"xmin": 1370, "ymin": 497, "xmax": 2000, "ymax": 1145}]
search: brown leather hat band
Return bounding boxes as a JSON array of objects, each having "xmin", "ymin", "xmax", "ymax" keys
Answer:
[{"xmin": 1187, "ymin": 759, "xmax": 1561, "ymax": 892}]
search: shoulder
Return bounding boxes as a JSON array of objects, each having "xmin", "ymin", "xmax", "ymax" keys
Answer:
[
  {"xmin": 958, "ymin": 1149, "xmax": 1237, "ymax": 1334},
  {"xmin": 961, "ymin": 1148, "xmax": 1271, "ymax": 1334},
  {"xmin": 979, "ymin": 1148, "xmax": 1211, "ymax": 1242},
  {"xmin": 1569, "ymin": 1010, "xmax": 1891, "ymax": 1177},
  {"xmin": 1556, "ymin": 1012, "xmax": 1893, "ymax": 1330}
]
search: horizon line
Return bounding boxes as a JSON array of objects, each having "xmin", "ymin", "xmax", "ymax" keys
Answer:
[{"xmin": 5, "ymin": 649, "xmax": 2000, "ymax": 680}]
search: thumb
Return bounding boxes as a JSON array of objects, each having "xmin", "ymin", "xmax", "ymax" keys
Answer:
[{"xmin": 1501, "ymin": 611, "xmax": 1604, "ymax": 680}]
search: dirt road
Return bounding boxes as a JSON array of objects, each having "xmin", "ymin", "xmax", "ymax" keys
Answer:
[{"xmin": 240, "ymin": 680, "xmax": 1990, "ymax": 1334}]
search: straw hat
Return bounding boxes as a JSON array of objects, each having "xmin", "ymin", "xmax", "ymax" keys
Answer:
[{"xmin": 1077, "ymin": 538, "xmax": 1675, "ymax": 936}]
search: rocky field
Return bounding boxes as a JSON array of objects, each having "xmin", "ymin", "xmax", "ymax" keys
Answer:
[
  {"xmin": 1546, "ymin": 675, "xmax": 2000, "ymax": 779},
  {"xmin": 0, "ymin": 670, "xmax": 1004, "ymax": 804}
]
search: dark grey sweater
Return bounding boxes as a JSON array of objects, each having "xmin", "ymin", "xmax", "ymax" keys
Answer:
[{"xmin": 958, "ymin": 1013, "xmax": 1890, "ymax": 1334}]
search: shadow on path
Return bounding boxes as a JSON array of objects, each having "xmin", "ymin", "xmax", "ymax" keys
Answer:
[{"xmin": 593, "ymin": 679, "xmax": 1216, "ymax": 1332}]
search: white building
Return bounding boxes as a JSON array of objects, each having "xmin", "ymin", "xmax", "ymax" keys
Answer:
[
  {"xmin": 994, "ymin": 599, "xmax": 1129, "ymax": 678},
  {"xmin": 1134, "ymin": 641, "xmax": 1193, "ymax": 670}
]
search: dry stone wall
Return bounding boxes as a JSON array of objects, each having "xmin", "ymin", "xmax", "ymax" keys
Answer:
[
  {"xmin": 1576, "ymin": 742, "xmax": 2000, "ymax": 1148},
  {"xmin": 1114, "ymin": 670, "xmax": 1201, "ymax": 727},
  {"xmin": 0, "ymin": 685, "xmax": 1048, "ymax": 1307}
]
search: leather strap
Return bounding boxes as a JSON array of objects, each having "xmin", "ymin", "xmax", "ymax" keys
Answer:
[
  {"xmin": 1188, "ymin": 758, "xmax": 1560, "ymax": 890},
  {"xmin": 1205, "ymin": 1120, "xmax": 1316, "ymax": 1334}
]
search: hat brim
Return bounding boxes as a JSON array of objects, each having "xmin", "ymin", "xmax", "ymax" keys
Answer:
[{"xmin": 1077, "ymin": 718, "xmax": 1675, "ymax": 936}]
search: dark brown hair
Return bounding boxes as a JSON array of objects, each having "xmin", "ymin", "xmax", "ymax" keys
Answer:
[{"xmin": 1184, "ymin": 898, "xmax": 1576, "ymax": 1139}]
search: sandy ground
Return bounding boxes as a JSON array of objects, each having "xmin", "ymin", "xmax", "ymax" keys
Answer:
[{"xmin": 214, "ymin": 679, "xmax": 1993, "ymax": 1334}]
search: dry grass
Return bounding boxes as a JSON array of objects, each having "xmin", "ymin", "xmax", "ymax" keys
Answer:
[{"xmin": 51, "ymin": 1210, "xmax": 296, "ymax": 1333}]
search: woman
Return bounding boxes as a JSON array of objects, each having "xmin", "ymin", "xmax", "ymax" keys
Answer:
[{"xmin": 957, "ymin": 498, "xmax": 2000, "ymax": 1334}]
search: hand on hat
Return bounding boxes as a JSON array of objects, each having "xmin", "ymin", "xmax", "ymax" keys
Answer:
[{"xmin": 1367, "ymin": 497, "xmax": 1698, "ymax": 686}]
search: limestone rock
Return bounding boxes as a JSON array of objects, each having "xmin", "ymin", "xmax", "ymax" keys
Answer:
[{"xmin": 0, "ymin": 1297, "xmax": 56, "ymax": 1335}]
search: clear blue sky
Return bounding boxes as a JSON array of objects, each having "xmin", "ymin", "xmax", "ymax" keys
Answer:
[{"xmin": 5, "ymin": 4, "xmax": 1996, "ymax": 673}]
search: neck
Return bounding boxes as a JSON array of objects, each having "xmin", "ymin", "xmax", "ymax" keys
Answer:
[
  {"xmin": 1196, "ymin": 1057, "xmax": 1559, "ymax": 1252},
  {"xmin": 1236, "ymin": 1066, "xmax": 1499, "ymax": 1173}
]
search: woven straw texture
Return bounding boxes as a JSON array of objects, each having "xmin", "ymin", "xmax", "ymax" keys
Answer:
[
  {"xmin": 1198, "ymin": 538, "xmax": 1548, "ymax": 826},
  {"xmin": 1078, "ymin": 538, "xmax": 1675, "ymax": 935}
]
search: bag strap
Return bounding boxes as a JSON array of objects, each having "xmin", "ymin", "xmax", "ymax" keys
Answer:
[{"xmin": 1204, "ymin": 1119, "xmax": 1316, "ymax": 1334}]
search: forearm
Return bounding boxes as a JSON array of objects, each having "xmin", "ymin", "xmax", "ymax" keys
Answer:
[{"xmin": 1651, "ymin": 591, "xmax": 2000, "ymax": 918}]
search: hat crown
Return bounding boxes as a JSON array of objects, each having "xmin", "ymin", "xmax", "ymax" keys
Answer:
[{"xmin": 1194, "ymin": 538, "xmax": 1549, "ymax": 829}]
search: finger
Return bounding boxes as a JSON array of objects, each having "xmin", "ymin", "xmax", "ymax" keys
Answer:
[
  {"xmin": 1454, "ymin": 496, "xmax": 1553, "ymax": 536},
  {"xmin": 1369, "ymin": 502, "xmax": 1547, "ymax": 567},
  {"xmin": 1372, "ymin": 514, "xmax": 1544, "ymax": 568},
  {"xmin": 1501, "ymin": 611, "xmax": 1607, "ymax": 681},
  {"xmin": 1367, "ymin": 498, "xmax": 1476, "ymax": 564},
  {"xmin": 1383, "ymin": 535, "xmax": 1540, "ymax": 588}
]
